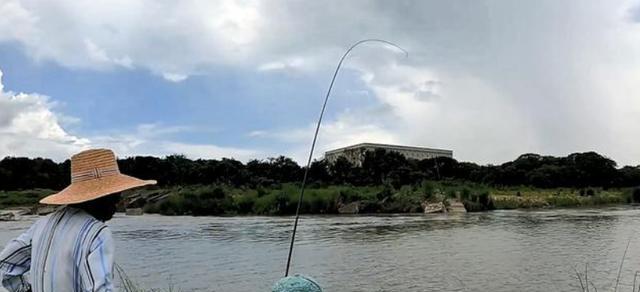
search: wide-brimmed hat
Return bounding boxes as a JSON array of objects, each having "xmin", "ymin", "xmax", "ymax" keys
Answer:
[{"xmin": 40, "ymin": 149, "xmax": 156, "ymax": 205}]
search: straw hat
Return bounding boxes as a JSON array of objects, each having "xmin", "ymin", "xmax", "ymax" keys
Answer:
[{"xmin": 40, "ymin": 149, "xmax": 156, "ymax": 205}]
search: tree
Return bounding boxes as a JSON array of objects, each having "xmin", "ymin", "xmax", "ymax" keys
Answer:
[{"xmin": 329, "ymin": 156, "xmax": 355, "ymax": 185}]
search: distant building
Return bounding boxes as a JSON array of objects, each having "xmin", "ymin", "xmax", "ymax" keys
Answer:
[{"xmin": 324, "ymin": 142, "xmax": 453, "ymax": 166}]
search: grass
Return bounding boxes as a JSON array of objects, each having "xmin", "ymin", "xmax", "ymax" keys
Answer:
[
  {"xmin": 492, "ymin": 188, "xmax": 630, "ymax": 210},
  {"xmin": 0, "ymin": 184, "xmax": 634, "ymax": 214},
  {"xmin": 116, "ymin": 264, "xmax": 180, "ymax": 292},
  {"xmin": 574, "ymin": 239, "xmax": 639, "ymax": 292},
  {"xmin": 0, "ymin": 189, "xmax": 53, "ymax": 209},
  {"xmin": 139, "ymin": 182, "xmax": 500, "ymax": 215}
]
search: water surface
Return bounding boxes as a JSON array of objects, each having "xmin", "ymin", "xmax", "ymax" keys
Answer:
[{"xmin": 1, "ymin": 207, "xmax": 640, "ymax": 291}]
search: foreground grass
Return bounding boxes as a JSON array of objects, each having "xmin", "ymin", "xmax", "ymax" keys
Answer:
[{"xmin": 116, "ymin": 264, "xmax": 180, "ymax": 292}]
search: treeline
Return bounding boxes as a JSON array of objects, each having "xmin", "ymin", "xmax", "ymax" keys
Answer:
[{"xmin": 1, "ymin": 150, "xmax": 639, "ymax": 191}]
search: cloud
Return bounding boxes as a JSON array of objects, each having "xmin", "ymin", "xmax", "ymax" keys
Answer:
[
  {"xmin": 630, "ymin": 4, "xmax": 640, "ymax": 22},
  {"xmin": 89, "ymin": 133, "xmax": 260, "ymax": 161},
  {"xmin": 79, "ymin": 123, "xmax": 261, "ymax": 161},
  {"xmin": 161, "ymin": 73, "xmax": 188, "ymax": 83},
  {"xmin": 0, "ymin": 0, "xmax": 265, "ymax": 77},
  {"xmin": 247, "ymin": 130, "xmax": 268, "ymax": 138},
  {"xmin": 268, "ymin": 110, "xmax": 399, "ymax": 162},
  {"xmin": 2, "ymin": 1, "xmax": 640, "ymax": 164},
  {"xmin": 261, "ymin": 0, "xmax": 640, "ymax": 165},
  {"xmin": 160, "ymin": 142, "xmax": 259, "ymax": 161},
  {"xmin": 0, "ymin": 70, "xmax": 90, "ymax": 160},
  {"xmin": 0, "ymin": 69, "xmax": 260, "ymax": 161}
]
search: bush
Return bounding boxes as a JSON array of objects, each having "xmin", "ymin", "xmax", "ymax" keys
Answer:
[
  {"xmin": 376, "ymin": 185, "xmax": 393, "ymax": 201},
  {"xmin": 493, "ymin": 196, "xmax": 548, "ymax": 209},
  {"xmin": 460, "ymin": 188, "xmax": 471, "ymax": 201},
  {"xmin": 234, "ymin": 193, "xmax": 257, "ymax": 214},
  {"xmin": 461, "ymin": 190, "xmax": 495, "ymax": 212},
  {"xmin": 421, "ymin": 181, "xmax": 436, "ymax": 200},
  {"xmin": 632, "ymin": 188, "xmax": 640, "ymax": 203},
  {"xmin": 339, "ymin": 189, "xmax": 363, "ymax": 203}
]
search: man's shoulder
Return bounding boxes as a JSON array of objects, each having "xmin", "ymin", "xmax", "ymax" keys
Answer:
[{"xmin": 37, "ymin": 207, "xmax": 109, "ymax": 232}]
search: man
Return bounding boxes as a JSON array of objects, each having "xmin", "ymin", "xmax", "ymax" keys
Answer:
[{"xmin": 0, "ymin": 149, "xmax": 156, "ymax": 292}]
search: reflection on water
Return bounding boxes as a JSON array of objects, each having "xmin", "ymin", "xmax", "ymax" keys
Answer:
[{"xmin": 0, "ymin": 207, "xmax": 639, "ymax": 291}]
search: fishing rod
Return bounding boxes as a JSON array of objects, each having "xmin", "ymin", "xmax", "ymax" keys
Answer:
[{"xmin": 284, "ymin": 39, "xmax": 408, "ymax": 277}]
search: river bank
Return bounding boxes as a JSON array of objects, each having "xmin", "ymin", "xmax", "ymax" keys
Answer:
[{"xmin": 1, "ymin": 183, "xmax": 637, "ymax": 216}]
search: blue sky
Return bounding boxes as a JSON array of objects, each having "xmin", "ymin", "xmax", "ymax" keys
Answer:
[{"xmin": 1, "ymin": 0, "xmax": 640, "ymax": 165}]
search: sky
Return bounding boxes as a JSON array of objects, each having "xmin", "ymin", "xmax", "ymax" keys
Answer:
[{"xmin": 0, "ymin": 0, "xmax": 640, "ymax": 166}]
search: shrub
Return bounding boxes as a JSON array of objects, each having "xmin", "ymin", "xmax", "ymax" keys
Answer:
[
  {"xmin": 632, "ymin": 188, "xmax": 640, "ymax": 203},
  {"xmin": 376, "ymin": 185, "xmax": 393, "ymax": 201},
  {"xmin": 421, "ymin": 181, "xmax": 436, "ymax": 200}
]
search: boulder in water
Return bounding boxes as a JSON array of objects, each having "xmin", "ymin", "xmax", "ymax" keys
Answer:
[
  {"xmin": 338, "ymin": 202, "xmax": 360, "ymax": 214},
  {"xmin": 447, "ymin": 200, "xmax": 467, "ymax": 213},
  {"xmin": 0, "ymin": 212, "xmax": 16, "ymax": 221},
  {"xmin": 422, "ymin": 202, "xmax": 446, "ymax": 214},
  {"xmin": 125, "ymin": 208, "xmax": 144, "ymax": 216}
]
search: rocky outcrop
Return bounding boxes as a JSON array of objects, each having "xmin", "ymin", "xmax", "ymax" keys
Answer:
[
  {"xmin": 0, "ymin": 212, "xmax": 16, "ymax": 221},
  {"xmin": 0, "ymin": 208, "xmax": 31, "ymax": 221},
  {"xmin": 125, "ymin": 208, "xmax": 144, "ymax": 216},
  {"xmin": 447, "ymin": 200, "xmax": 467, "ymax": 213},
  {"xmin": 34, "ymin": 205, "xmax": 58, "ymax": 216},
  {"xmin": 338, "ymin": 202, "xmax": 360, "ymax": 214},
  {"xmin": 422, "ymin": 202, "xmax": 446, "ymax": 214}
]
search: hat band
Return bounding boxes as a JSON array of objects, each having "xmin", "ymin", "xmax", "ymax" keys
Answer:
[{"xmin": 71, "ymin": 167, "xmax": 120, "ymax": 183}]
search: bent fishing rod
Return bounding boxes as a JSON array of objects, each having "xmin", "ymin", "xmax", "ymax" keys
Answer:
[{"xmin": 284, "ymin": 39, "xmax": 408, "ymax": 277}]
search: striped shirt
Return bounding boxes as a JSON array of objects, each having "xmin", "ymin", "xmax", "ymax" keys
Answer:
[{"xmin": 0, "ymin": 207, "xmax": 115, "ymax": 292}]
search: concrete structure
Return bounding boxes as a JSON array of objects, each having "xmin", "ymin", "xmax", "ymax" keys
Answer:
[{"xmin": 324, "ymin": 143, "xmax": 453, "ymax": 166}]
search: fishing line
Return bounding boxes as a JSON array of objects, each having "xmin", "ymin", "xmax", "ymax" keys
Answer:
[{"xmin": 285, "ymin": 39, "xmax": 408, "ymax": 277}]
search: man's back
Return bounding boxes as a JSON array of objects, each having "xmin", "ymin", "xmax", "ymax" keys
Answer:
[{"xmin": 0, "ymin": 207, "xmax": 114, "ymax": 292}]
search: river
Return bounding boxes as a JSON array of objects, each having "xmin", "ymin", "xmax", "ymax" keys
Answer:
[{"xmin": 1, "ymin": 207, "xmax": 640, "ymax": 291}]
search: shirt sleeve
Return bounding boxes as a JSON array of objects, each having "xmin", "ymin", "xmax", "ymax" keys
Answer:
[
  {"xmin": 86, "ymin": 227, "xmax": 115, "ymax": 292},
  {"xmin": 0, "ymin": 223, "xmax": 35, "ymax": 292}
]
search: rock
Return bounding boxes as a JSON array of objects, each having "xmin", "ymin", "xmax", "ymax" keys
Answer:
[
  {"xmin": 447, "ymin": 200, "xmax": 467, "ymax": 213},
  {"xmin": 0, "ymin": 212, "xmax": 16, "ymax": 221},
  {"xmin": 125, "ymin": 208, "xmax": 144, "ymax": 216},
  {"xmin": 35, "ymin": 205, "xmax": 58, "ymax": 216},
  {"xmin": 422, "ymin": 202, "xmax": 446, "ymax": 214},
  {"xmin": 338, "ymin": 202, "xmax": 360, "ymax": 214},
  {"xmin": 6, "ymin": 207, "xmax": 31, "ymax": 216}
]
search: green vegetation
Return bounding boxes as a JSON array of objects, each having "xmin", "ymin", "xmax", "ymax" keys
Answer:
[
  {"xmin": 0, "ymin": 184, "xmax": 635, "ymax": 215},
  {"xmin": 0, "ymin": 189, "xmax": 53, "ymax": 209},
  {"xmin": 1, "ymin": 149, "xmax": 640, "ymax": 214},
  {"xmin": 3, "ymin": 150, "xmax": 640, "ymax": 191},
  {"xmin": 492, "ymin": 188, "xmax": 631, "ymax": 209},
  {"xmin": 137, "ymin": 183, "xmax": 637, "ymax": 216}
]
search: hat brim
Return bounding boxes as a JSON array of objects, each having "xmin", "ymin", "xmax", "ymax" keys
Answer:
[{"xmin": 40, "ymin": 174, "xmax": 157, "ymax": 205}]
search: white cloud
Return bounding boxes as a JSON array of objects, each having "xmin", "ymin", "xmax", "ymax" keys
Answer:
[
  {"xmin": 3, "ymin": 1, "xmax": 640, "ymax": 164},
  {"xmin": 270, "ymin": 110, "xmax": 399, "ymax": 162},
  {"xmin": 0, "ymin": 69, "xmax": 260, "ymax": 161},
  {"xmin": 0, "ymin": 0, "xmax": 265, "ymax": 77},
  {"xmin": 0, "ymin": 70, "xmax": 90, "ymax": 160},
  {"xmin": 247, "ymin": 130, "xmax": 268, "ymax": 138},
  {"xmin": 88, "ymin": 123, "xmax": 260, "ymax": 161},
  {"xmin": 161, "ymin": 142, "xmax": 259, "ymax": 161},
  {"xmin": 161, "ymin": 73, "xmax": 188, "ymax": 83}
]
